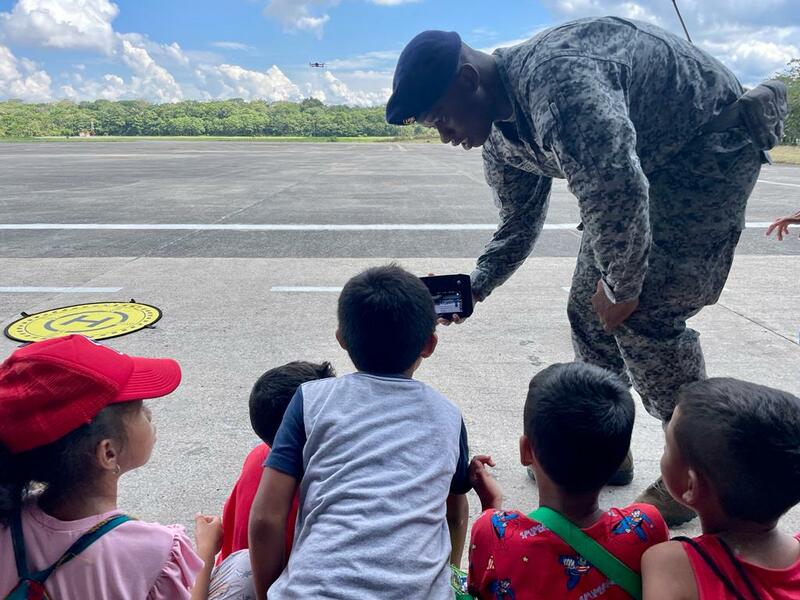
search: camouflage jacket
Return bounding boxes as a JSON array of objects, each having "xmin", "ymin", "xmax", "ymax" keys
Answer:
[{"xmin": 471, "ymin": 17, "xmax": 744, "ymax": 302}]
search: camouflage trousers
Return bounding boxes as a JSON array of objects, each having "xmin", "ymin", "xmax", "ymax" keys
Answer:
[{"xmin": 567, "ymin": 129, "xmax": 762, "ymax": 422}]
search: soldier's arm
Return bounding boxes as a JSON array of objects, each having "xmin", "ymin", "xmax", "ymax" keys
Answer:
[
  {"xmin": 470, "ymin": 154, "xmax": 553, "ymax": 301},
  {"xmin": 543, "ymin": 57, "xmax": 651, "ymax": 303}
]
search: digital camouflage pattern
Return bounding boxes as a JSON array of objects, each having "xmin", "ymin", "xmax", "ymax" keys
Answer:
[{"xmin": 470, "ymin": 17, "xmax": 762, "ymax": 420}]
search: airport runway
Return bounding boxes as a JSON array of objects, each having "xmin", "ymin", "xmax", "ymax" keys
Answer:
[{"xmin": 1, "ymin": 141, "xmax": 798, "ymax": 550}]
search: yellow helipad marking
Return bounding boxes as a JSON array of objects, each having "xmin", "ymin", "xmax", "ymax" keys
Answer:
[{"xmin": 4, "ymin": 302, "xmax": 161, "ymax": 342}]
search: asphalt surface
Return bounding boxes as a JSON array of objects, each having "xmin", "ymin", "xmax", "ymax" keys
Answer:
[
  {"xmin": 1, "ymin": 141, "xmax": 799, "ymax": 258},
  {"xmin": 1, "ymin": 141, "xmax": 798, "ymax": 554}
]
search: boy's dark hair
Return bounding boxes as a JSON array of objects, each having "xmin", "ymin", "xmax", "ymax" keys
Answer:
[
  {"xmin": 675, "ymin": 378, "xmax": 800, "ymax": 523},
  {"xmin": 337, "ymin": 264, "xmax": 436, "ymax": 374},
  {"xmin": 524, "ymin": 362, "xmax": 634, "ymax": 493},
  {"xmin": 250, "ymin": 361, "xmax": 336, "ymax": 446}
]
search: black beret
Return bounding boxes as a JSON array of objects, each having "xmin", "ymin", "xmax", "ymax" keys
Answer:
[{"xmin": 386, "ymin": 30, "xmax": 462, "ymax": 125}]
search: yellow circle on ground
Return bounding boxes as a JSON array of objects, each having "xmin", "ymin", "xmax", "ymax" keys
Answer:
[{"xmin": 4, "ymin": 302, "xmax": 162, "ymax": 343}]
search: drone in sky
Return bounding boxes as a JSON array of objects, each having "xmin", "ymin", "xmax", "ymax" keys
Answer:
[{"xmin": 309, "ymin": 62, "xmax": 326, "ymax": 68}]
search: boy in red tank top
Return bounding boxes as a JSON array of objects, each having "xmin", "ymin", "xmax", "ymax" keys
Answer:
[
  {"xmin": 467, "ymin": 363, "xmax": 669, "ymax": 599},
  {"xmin": 642, "ymin": 378, "xmax": 800, "ymax": 599},
  {"xmin": 218, "ymin": 361, "xmax": 335, "ymax": 563}
]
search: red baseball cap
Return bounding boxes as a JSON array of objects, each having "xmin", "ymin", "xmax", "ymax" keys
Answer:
[{"xmin": 0, "ymin": 334, "xmax": 181, "ymax": 454}]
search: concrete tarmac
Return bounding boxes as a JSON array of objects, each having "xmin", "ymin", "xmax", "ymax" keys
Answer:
[{"xmin": 1, "ymin": 142, "xmax": 798, "ymax": 558}]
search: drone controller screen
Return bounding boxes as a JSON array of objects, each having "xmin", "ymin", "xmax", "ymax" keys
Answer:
[{"xmin": 432, "ymin": 291, "xmax": 463, "ymax": 315}]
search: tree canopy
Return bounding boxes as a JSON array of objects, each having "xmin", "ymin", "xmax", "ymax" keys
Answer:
[
  {"xmin": 1, "ymin": 60, "xmax": 798, "ymax": 142},
  {"xmin": 0, "ymin": 98, "xmax": 432, "ymax": 138},
  {"xmin": 777, "ymin": 59, "xmax": 800, "ymax": 144}
]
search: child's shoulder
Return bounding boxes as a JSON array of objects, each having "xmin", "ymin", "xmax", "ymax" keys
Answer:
[
  {"xmin": 610, "ymin": 502, "xmax": 666, "ymax": 521},
  {"xmin": 600, "ymin": 502, "xmax": 670, "ymax": 546},
  {"xmin": 641, "ymin": 540, "xmax": 696, "ymax": 599},
  {"xmin": 22, "ymin": 502, "xmax": 189, "ymax": 562},
  {"xmin": 110, "ymin": 516, "xmax": 191, "ymax": 552},
  {"xmin": 472, "ymin": 508, "xmax": 546, "ymax": 543}
]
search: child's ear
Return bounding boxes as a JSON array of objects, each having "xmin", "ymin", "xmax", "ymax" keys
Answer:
[
  {"xmin": 335, "ymin": 328, "xmax": 347, "ymax": 351},
  {"xmin": 681, "ymin": 468, "xmax": 701, "ymax": 507},
  {"xmin": 95, "ymin": 439, "xmax": 120, "ymax": 474},
  {"xmin": 519, "ymin": 435, "xmax": 535, "ymax": 467},
  {"xmin": 419, "ymin": 332, "xmax": 438, "ymax": 359}
]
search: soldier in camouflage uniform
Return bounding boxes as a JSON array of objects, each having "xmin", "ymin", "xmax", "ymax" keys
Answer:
[{"xmin": 386, "ymin": 18, "xmax": 781, "ymax": 525}]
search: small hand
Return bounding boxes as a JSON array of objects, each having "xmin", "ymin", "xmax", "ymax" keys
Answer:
[
  {"xmin": 591, "ymin": 280, "xmax": 639, "ymax": 333},
  {"xmin": 469, "ymin": 455, "xmax": 503, "ymax": 511},
  {"xmin": 766, "ymin": 211, "xmax": 800, "ymax": 241},
  {"xmin": 194, "ymin": 513, "xmax": 223, "ymax": 560}
]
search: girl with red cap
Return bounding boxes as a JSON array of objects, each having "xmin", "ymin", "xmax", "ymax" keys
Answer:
[{"xmin": 0, "ymin": 335, "xmax": 221, "ymax": 599}]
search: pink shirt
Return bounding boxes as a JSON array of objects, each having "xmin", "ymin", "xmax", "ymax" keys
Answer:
[{"xmin": 0, "ymin": 503, "xmax": 203, "ymax": 599}]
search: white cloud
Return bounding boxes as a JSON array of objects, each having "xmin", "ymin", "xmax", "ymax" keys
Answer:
[
  {"xmin": 212, "ymin": 41, "xmax": 256, "ymax": 51},
  {"xmin": 0, "ymin": 0, "xmax": 119, "ymax": 54},
  {"xmin": 197, "ymin": 63, "xmax": 303, "ymax": 101},
  {"xmin": 0, "ymin": 43, "xmax": 52, "ymax": 101},
  {"xmin": 262, "ymin": 0, "xmax": 418, "ymax": 35},
  {"xmin": 325, "ymin": 49, "xmax": 399, "ymax": 70},
  {"xmin": 264, "ymin": 0, "xmax": 338, "ymax": 37},
  {"xmin": 119, "ymin": 39, "xmax": 183, "ymax": 102},
  {"xmin": 116, "ymin": 32, "xmax": 190, "ymax": 67},
  {"xmin": 60, "ymin": 72, "xmax": 124, "ymax": 100},
  {"xmin": 315, "ymin": 70, "xmax": 390, "ymax": 106},
  {"xmin": 543, "ymin": 0, "xmax": 800, "ymax": 83}
]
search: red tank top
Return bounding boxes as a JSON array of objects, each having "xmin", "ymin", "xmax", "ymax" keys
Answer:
[{"xmin": 681, "ymin": 533, "xmax": 800, "ymax": 599}]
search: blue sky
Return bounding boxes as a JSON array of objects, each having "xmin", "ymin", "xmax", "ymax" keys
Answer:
[{"xmin": 0, "ymin": 0, "xmax": 798, "ymax": 104}]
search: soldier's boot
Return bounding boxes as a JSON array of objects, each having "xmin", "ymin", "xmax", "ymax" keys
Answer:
[
  {"xmin": 526, "ymin": 450, "xmax": 634, "ymax": 486},
  {"xmin": 636, "ymin": 477, "xmax": 696, "ymax": 527},
  {"xmin": 607, "ymin": 450, "xmax": 634, "ymax": 486}
]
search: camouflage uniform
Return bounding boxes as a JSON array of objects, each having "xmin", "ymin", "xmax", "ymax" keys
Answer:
[{"xmin": 470, "ymin": 17, "xmax": 762, "ymax": 421}]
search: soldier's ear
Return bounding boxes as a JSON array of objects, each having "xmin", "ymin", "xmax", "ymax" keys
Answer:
[{"xmin": 457, "ymin": 63, "xmax": 480, "ymax": 94}]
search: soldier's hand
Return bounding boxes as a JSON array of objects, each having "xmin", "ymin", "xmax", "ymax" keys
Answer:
[
  {"xmin": 426, "ymin": 272, "xmax": 479, "ymax": 326},
  {"xmin": 591, "ymin": 280, "xmax": 639, "ymax": 333},
  {"xmin": 766, "ymin": 211, "xmax": 800, "ymax": 241},
  {"xmin": 437, "ymin": 294, "xmax": 479, "ymax": 327}
]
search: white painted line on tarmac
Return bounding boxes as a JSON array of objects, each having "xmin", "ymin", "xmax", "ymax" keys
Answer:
[
  {"xmin": 0, "ymin": 222, "xmax": 785, "ymax": 231},
  {"xmin": 0, "ymin": 223, "xmax": 505, "ymax": 231},
  {"xmin": 758, "ymin": 179, "xmax": 800, "ymax": 189},
  {"xmin": 0, "ymin": 286, "xmax": 122, "ymax": 293},
  {"xmin": 271, "ymin": 286, "xmax": 343, "ymax": 293}
]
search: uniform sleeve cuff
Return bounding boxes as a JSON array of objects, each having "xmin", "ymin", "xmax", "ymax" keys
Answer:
[
  {"xmin": 470, "ymin": 269, "xmax": 490, "ymax": 302},
  {"xmin": 602, "ymin": 278, "xmax": 641, "ymax": 304}
]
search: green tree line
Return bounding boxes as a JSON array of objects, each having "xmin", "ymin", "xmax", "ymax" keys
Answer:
[
  {"xmin": 778, "ymin": 59, "xmax": 800, "ymax": 145},
  {"xmin": 0, "ymin": 60, "xmax": 797, "ymax": 141},
  {"xmin": 0, "ymin": 97, "xmax": 432, "ymax": 138}
]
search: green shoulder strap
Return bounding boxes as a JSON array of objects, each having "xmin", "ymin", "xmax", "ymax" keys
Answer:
[
  {"xmin": 10, "ymin": 509, "xmax": 133, "ymax": 584},
  {"xmin": 529, "ymin": 506, "xmax": 642, "ymax": 600}
]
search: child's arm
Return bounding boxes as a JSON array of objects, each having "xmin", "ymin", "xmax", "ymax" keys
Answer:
[
  {"xmin": 468, "ymin": 455, "xmax": 503, "ymax": 511},
  {"xmin": 249, "ymin": 467, "xmax": 299, "ymax": 600},
  {"xmin": 766, "ymin": 210, "xmax": 800, "ymax": 240},
  {"xmin": 641, "ymin": 541, "xmax": 697, "ymax": 600},
  {"xmin": 189, "ymin": 514, "xmax": 223, "ymax": 600},
  {"xmin": 446, "ymin": 493, "xmax": 469, "ymax": 566}
]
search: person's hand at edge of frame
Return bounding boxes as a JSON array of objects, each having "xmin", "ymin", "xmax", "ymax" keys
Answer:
[
  {"xmin": 591, "ymin": 279, "xmax": 639, "ymax": 333},
  {"xmin": 766, "ymin": 211, "xmax": 800, "ymax": 241},
  {"xmin": 468, "ymin": 455, "xmax": 503, "ymax": 511}
]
